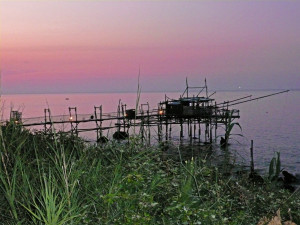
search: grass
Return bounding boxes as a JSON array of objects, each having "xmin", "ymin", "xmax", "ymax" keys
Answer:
[{"xmin": 0, "ymin": 122, "xmax": 300, "ymax": 224}]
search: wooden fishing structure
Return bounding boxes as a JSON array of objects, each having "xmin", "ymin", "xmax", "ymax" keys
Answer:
[{"xmin": 5, "ymin": 80, "xmax": 289, "ymax": 145}]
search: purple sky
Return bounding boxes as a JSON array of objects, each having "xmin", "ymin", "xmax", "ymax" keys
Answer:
[{"xmin": 0, "ymin": 1, "xmax": 299, "ymax": 94}]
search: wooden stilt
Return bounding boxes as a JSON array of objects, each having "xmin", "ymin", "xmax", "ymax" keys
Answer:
[
  {"xmin": 198, "ymin": 120, "xmax": 201, "ymax": 142},
  {"xmin": 44, "ymin": 108, "xmax": 52, "ymax": 133},
  {"xmin": 193, "ymin": 120, "xmax": 196, "ymax": 139},
  {"xmin": 180, "ymin": 119, "xmax": 183, "ymax": 140},
  {"xmin": 189, "ymin": 120, "xmax": 192, "ymax": 142},
  {"xmin": 250, "ymin": 140, "xmax": 254, "ymax": 173},
  {"xmin": 205, "ymin": 122, "xmax": 208, "ymax": 142},
  {"xmin": 215, "ymin": 102, "xmax": 218, "ymax": 142},
  {"xmin": 165, "ymin": 120, "xmax": 168, "ymax": 141},
  {"xmin": 69, "ymin": 107, "xmax": 78, "ymax": 136}
]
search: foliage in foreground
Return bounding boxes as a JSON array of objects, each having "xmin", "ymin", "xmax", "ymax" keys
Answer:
[{"xmin": 0, "ymin": 123, "xmax": 300, "ymax": 224}]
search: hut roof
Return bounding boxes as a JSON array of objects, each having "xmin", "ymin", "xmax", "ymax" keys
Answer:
[{"xmin": 180, "ymin": 97, "xmax": 213, "ymax": 103}]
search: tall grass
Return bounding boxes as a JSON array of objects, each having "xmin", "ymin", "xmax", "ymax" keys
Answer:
[
  {"xmin": 268, "ymin": 151, "xmax": 282, "ymax": 182},
  {"xmin": 0, "ymin": 122, "xmax": 299, "ymax": 224}
]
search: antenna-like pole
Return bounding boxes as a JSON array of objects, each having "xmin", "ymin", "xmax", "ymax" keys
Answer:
[
  {"xmin": 205, "ymin": 78, "xmax": 208, "ymax": 98},
  {"xmin": 186, "ymin": 77, "xmax": 189, "ymax": 97}
]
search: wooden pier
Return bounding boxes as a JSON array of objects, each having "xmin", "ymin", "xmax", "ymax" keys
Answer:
[{"xmin": 3, "ymin": 80, "xmax": 288, "ymax": 145}]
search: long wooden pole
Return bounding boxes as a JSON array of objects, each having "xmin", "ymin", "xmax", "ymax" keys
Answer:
[{"xmin": 227, "ymin": 90, "xmax": 289, "ymax": 107}]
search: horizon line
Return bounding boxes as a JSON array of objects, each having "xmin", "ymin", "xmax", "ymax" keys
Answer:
[{"xmin": 0, "ymin": 88, "xmax": 297, "ymax": 96}]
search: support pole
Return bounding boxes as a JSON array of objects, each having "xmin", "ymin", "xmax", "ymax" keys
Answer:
[
  {"xmin": 44, "ymin": 108, "xmax": 52, "ymax": 133},
  {"xmin": 122, "ymin": 104, "xmax": 126, "ymax": 132},
  {"xmin": 141, "ymin": 110, "xmax": 144, "ymax": 142},
  {"xmin": 147, "ymin": 107, "xmax": 151, "ymax": 146},
  {"xmin": 94, "ymin": 106, "xmax": 99, "ymax": 141},
  {"xmin": 210, "ymin": 119, "xmax": 213, "ymax": 143},
  {"xmin": 187, "ymin": 119, "xmax": 190, "ymax": 137},
  {"xmin": 250, "ymin": 140, "xmax": 254, "ymax": 173},
  {"xmin": 189, "ymin": 120, "xmax": 192, "ymax": 142},
  {"xmin": 44, "ymin": 109, "xmax": 47, "ymax": 132},
  {"xmin": 100, "ymin": 105, "xmax": 103, "ymax": 137},
  {"xmin": 94, "ymin": 106, "xmax": 103, "ymax": 140},
  {"xmin": 158, "ymin": 119, "xmax": 161, "ymax": 142},
  {"xmin": 69, "ymin": 107, "xmax": 78, "ymax": 136},
  {"xmin": 193, "ymin": 120, "xmax": 196, "ymax": 139},
  {"xmin": 158, "ymin": 104, "xmax": 162, "ymax": 142},
  {"xmin": 180, "ymin": 119, "xmax": 183, "ymax": 140},
  {"xmin": 165, "ymin": 120, "xmax": 168, "ymax": 141},
  {"xmin": 215, "ymin": 102, "xmax": 217, "ymax": 142},
  {"xmin": 117, "ymin": 101, "xmax": 121, "ymax": 132},
  {"xmin": 205, "ymin": 122, "xmax": 208, "ymax": 142},
  {"xmin": 198, "ymin": 120, "xmax": 201, "ymax": 141}
]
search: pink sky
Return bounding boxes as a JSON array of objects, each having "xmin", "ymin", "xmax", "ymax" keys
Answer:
[{"xmin": 1, "ymin": 1, "xmax": 299, "ymax": 94}]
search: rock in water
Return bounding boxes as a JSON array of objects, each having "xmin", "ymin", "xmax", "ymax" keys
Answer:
[
  {"xmin": 97, "ymin": 136, "xmax": 108, "ymax": 144},
  {"xmin": 113, "ymin": 131, "xmax": 128, "ymax": 140},
  {"xmin": 282, "ymin": 170, "xmax": 297, "ymax": 184},
  {"xmin": 220, "ymin": 137, "xmax": 227, "ymax": 147}
]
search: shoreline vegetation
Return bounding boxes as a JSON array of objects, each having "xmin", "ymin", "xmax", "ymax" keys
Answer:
[{"xmin": 0, "ymin": 122, "xmax": 299, "ymax": 224}]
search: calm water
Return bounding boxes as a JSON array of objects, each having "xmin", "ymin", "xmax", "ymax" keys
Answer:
[{"xmin": 1, "ymin": 90, "xmax": 299, "ymax": 174}]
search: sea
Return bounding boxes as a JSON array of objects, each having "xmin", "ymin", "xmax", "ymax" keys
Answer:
[{"xmin": 1, "ymin": 90, "xmax": 299, "ymax": 175}]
